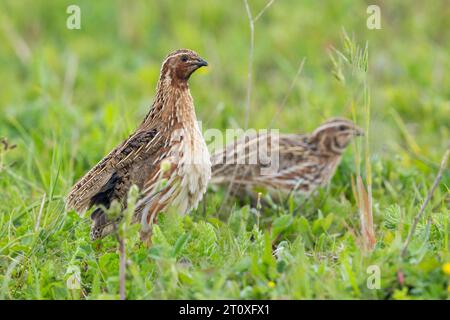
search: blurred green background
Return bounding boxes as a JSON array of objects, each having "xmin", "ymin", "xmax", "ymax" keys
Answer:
[{"xmin": 0, "ymin": 0, "xmax": 449, "ymax": 299}]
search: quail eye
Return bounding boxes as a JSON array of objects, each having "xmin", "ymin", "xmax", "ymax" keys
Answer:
[
  {"xmin": 338, "ymin": 125, "xmax": 347, "ymax": 131},
  {"xmin": 181, "ymin": 55, "xmax": 188, "ymax": 62}
]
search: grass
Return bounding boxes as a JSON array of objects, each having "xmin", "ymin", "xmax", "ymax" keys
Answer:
[{"xmin": 0, "ymin": 0, "xmax": 449, "ymax": 299}]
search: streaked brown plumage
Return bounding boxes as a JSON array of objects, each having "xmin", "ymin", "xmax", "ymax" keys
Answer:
[
  {"xmin": 211, "ymin": 118, "xmax": 363, "ymax": 200},
  {"xmin": 66, "ymin": 49, "xmax": 211, "ymax": 241}
]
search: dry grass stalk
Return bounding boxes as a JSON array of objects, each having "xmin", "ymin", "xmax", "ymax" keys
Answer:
[
  {"xmin": 219, "ymin": 0, "xmax": 277, "ymax": 211},
  {"xmin": 351, "ymin": 175, "xmax": 376, "ymax": 251}
]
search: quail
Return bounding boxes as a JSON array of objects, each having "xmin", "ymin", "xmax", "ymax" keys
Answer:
[
  {"xmin": 211, "ymin": 118, "xmax": 363, "ymax": 200},
  {"xmin": 66, "ymin": 49, "xmax": 211, "ymax": 242}
]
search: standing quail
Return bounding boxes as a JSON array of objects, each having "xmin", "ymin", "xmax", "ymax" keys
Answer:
[{"xmin": 66, "ymin": 49, "xmax": 211, "ymax": 242}]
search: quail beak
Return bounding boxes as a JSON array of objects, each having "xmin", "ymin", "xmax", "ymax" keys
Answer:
[{"xmin": 193, "ymin": 57, "xmax": 208, "ymax": 68}]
